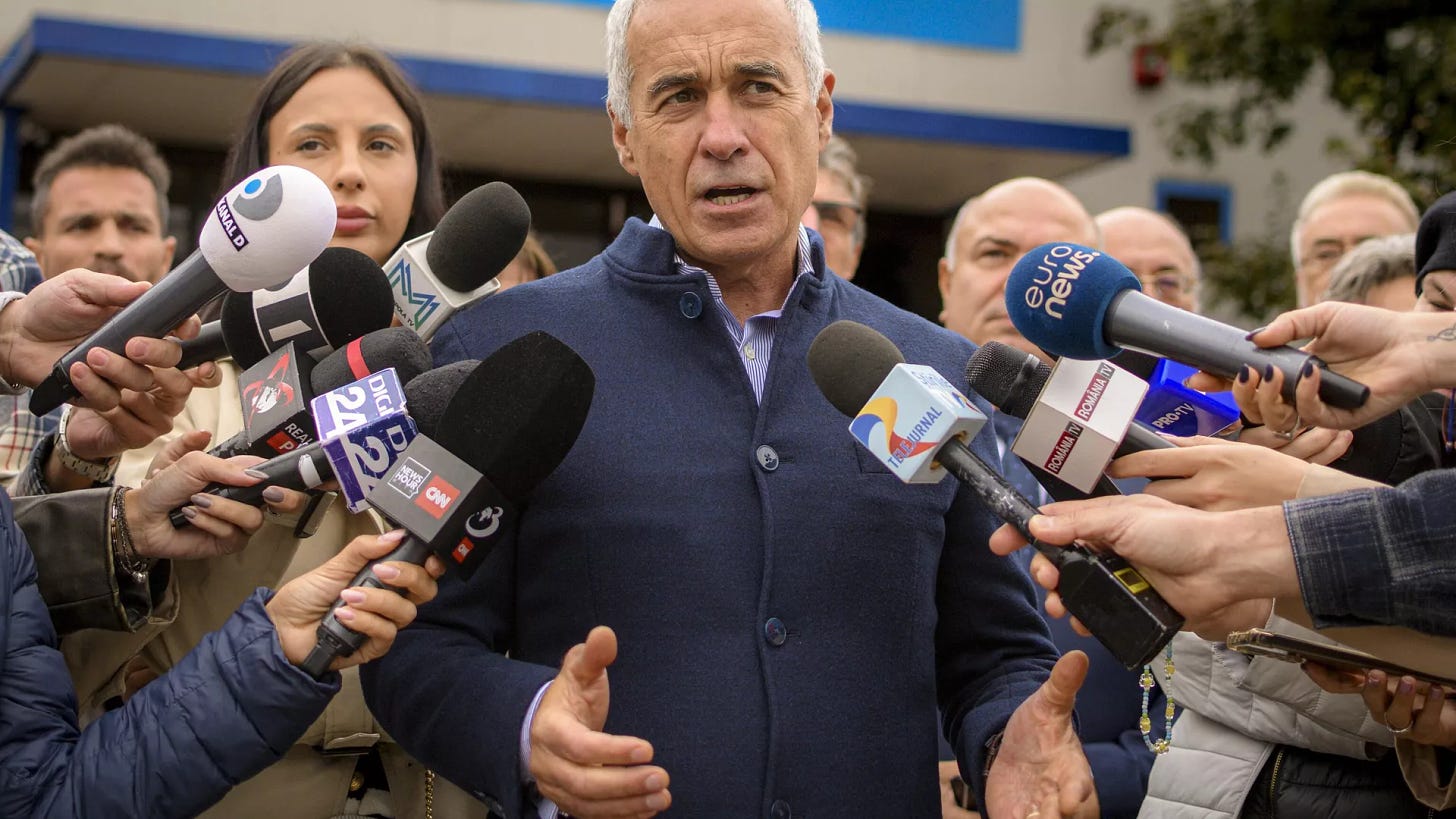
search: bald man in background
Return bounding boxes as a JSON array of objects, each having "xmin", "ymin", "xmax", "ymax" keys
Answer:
[
  {"xmin": 1096, "ymin": 207, "xmax": 1202, "ymax": 314},
  {"xmin": 937, "ymin": 177, "xmax": 1163, "ymax": 819}
]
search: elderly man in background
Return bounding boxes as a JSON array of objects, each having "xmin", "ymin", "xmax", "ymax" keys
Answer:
[
  {"xmin": 802, "ymin": 134, "xmax": 871, "ymax": 279},
  {"xmin": 937, "ymin": 177, "xmax": 1165, "ymax": 819},
  {"xmin": 1096, "ymin": 206, "xmax": 1202, "ymax": 314},
  {"xmin": 1290, "ymin": 170, "xmax": 1419, "ymax": 308}
]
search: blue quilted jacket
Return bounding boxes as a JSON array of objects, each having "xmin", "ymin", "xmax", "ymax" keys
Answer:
[{"xmin": 0, "ymin": 490, "xmax": 339, "ymax": 817}]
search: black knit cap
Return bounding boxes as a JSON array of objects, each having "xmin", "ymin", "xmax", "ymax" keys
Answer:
[{"xmin": 1415, "ymin": 191, "xmax": 1456, "ymax": 295}]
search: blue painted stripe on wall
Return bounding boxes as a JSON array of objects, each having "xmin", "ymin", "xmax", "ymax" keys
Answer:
[
  {"xmin": 518, "ymin": 0, "xmax": 1022, "ymax": 50},
  {"xmin": 1, "ymin": 15, "xmax": 1126, "ymax": 157},
  {"xmin": 0, "ymin": 108, "xmax": 20, "ymax": 231}
]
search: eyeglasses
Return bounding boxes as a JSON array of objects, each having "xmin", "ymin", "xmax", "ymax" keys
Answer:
[
  {"xmin": 809, "ymin": 200, "xmax": 862, "ymax": 232},
  {"xmin": 1138, "ymin": 273, "xmax": 1196, "ymax": 299}
]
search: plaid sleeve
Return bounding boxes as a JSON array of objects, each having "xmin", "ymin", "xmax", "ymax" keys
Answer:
[
  {"xmin": 1284, "ymin": 468, "xmax": 1456, "ymax": 636},
  {"xmin": 0, "ymin": 230, "xmax": 42, "ymax": 293}
]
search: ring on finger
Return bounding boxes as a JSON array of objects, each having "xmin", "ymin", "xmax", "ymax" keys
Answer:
[
  {"xmin": 1274, "ymin": 411, "xmax": 1302, "ymax": 442},
  {"xmin": 1385, "ymin": 717, "xmax": 1414, "ymax": 735}
]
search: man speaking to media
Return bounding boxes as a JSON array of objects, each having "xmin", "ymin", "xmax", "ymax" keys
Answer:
[{"xmin": 362, "ymin": 1, "xmax": 1096, "ymax": 817}]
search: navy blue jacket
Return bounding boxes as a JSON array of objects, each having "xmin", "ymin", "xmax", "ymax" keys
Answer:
[
  {"xmin": 0, "ymin": 490, "xmax": 339, "ymax": 818},
  {"xmin": 361, "ymin": 220, "xmax": 1058, "ymax": 817}
]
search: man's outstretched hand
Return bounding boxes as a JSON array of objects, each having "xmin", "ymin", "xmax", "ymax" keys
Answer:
[
  {"xmin": 984, "ymin": 651, "xmax": 1097, "ymax": 819},
  {"xmin": 529, "ymin": 626, "xmax": 671, "ymax": 818}
]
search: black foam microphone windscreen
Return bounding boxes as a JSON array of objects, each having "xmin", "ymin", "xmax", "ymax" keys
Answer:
[
  {"xmin": 426, "ymin": 182, "xmax": 533, "ymax": 293},
  {"xmin": 221, "ymin": 246, "xmax": 395, "ymax": 368},
  {"xmin": 807, "ymin": 320, "xmax": 907, "ymax": 417},
  {"xmin": 401, "ymin": 361, "xmax": 480, "ymax": 439},
  {"xmin": 439, "ymin": 331, "xmax": 594, "ymax": 502},
  {"xmin": 310, "ymin": 327, "xmax": 433, "ymax": 394}
]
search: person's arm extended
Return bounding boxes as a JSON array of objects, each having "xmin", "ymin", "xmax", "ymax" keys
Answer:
[
  {"xmin": 360, "ymin": 531, "xmax": 558, "ymax": 816},
  {"xmin": 7, "ymin": 590, "xmax": 340, "ymax": 819},
  {"xmin": 1286, "ymin": 467, "xmax": 1456, "ymax": 636},
  {"xmin": 2, "ymin": 522, "xmax": 439, "ymax": 819},
  {"xmin": 15, "ymin": 486, "xmax": 165, "ymax": 634}
]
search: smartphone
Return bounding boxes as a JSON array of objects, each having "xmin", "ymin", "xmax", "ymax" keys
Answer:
[{"xmin": 1226, "ymin": 628, "xmax": 1456, "ymax": 688}]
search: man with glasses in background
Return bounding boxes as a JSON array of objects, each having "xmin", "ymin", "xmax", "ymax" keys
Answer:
[
  {"xmin": 1290, "ymin": 170, "xmax": 1418, "ymax": 308},
  {"xmin": 1096, "ymin": 206, "xmax": 1202, "ymax": 314},
  {"xmin": 802, "ymin": 135, "xmax": 870, "ymax": 280}
]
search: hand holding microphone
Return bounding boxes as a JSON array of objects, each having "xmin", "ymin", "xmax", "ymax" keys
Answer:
[
  {"xmin": 809, "ymin": 321, "xmax": 1183, "ymax": 669},
  {"xmin": 0, "ymin": 270, "xmax": 196, "ymax": 410},
  {"xmin": 1238, "ymin": 301, "xmax": 1456, "ymax": 430},
  {"xmin": 30, "ymin": 165, "xmax": 336, "ymax": 415},
  {"xmin": 1005, "ymin": 242, "xmax": 1371, "ymax": 413},
  {"xmin": 299, "ymin": 330, "xmax": 595, "ymax": 675},
  {"xmin": 989, "ymin": 494, "xmax": 1301, "ymax": 642}
]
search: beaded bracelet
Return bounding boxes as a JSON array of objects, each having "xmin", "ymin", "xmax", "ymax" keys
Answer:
[
  {"xmin": 1140, "ymin": 643, "xmax": 1176, "ymax": 754},
  {"xmin": 110, "ymin": 487, "xmax": 151, "ymax": 584}
]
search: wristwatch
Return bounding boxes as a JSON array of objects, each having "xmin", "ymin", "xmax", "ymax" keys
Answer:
[{"xmin": 57, "ymin": 404, "xmax": 120, "ymax": 483}]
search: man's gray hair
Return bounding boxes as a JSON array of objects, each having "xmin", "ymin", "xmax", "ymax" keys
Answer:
[
  {"xmin": 605, "ymin": 0, "xmax": 827, "ymax": 130},
  {"xmin": 1322, "ymin": 233, "xmax": 1416, "ymax": 304},
  {"xmin": 819, "ymin": 134, "xmax": 871, "ymax": 244},
  {"xmin": 1289, "ymin": 170, "xmax": 1418, "ymax": 267}
]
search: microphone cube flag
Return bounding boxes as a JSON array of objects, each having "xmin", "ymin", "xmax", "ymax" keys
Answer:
[
  {"xmin": 1013, "ymin": 357, "xmax": 1148, "ymax": 493},
  {"xmin": 1136, "ymin": 358, "xmax": 1241, "ymax": 437},
  {"xmin": 312, "ymin": 369, "xmax": 416, "ymax": 512},
  {"xmin": 386, "ymin": 232, "xmax": 502, "ymax": 340},
  {"xmin": 236, "ymin": 342, "xmax": 318, "ymax": 458},
  {"xmin": 850, "ymin": 363, "xmax": 987, "ymax": 484}
]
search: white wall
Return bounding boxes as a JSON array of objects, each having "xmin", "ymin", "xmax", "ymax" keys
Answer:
[{"xmin": 0, "ymin": 0, "xmax": 1362, "ymax": 243}]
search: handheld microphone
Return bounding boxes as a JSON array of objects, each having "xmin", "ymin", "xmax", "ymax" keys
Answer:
[
  {"xmin": 1005, "ymin": 243, "xmax": 1370, "ymax": 410},
  {"xmin": 212, "ymin": 327, "xmax": 433, "ymax": 460},
  {"xmin": 171, "ymin": 362, "xmax": 473, "ymax": 525},
  {"xmin": 31, "ymin": 165, "xmax": 336, "ymax": 415},
  {"xmin": 808, "ymin": 320, "xmax": 1183, "ymax": 669},
  {"xmin": 298, "ymin": 331, "xmax": 594, "ymax": 677},
  {"xmin": 966, "ymin": 341, "xmax": 1175, "ymax": 459},
  {"xmin": 1137, "ymin": 358, "xmax": 1242, "ymax": 437},
  {"xmin": 221, "ymin": 246, "xmax": 395, "ymax": 368},
  {"xmin": 387, "ymin": 182, "xmax": 532, "ymax": 340},
  {"xmin": 176, "ymin": 321, "xmax": 226, "ymax": 371}
]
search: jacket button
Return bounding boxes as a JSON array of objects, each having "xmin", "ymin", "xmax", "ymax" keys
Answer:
[
  {"xmin": 679, "ymin": 292, "xmax": 702, "ymax": 318},
  {"xmin": 764, "ymin": 617, "xmax": 787, "ymax": 646},
  {"xmin": 756, "ymin": 445, "xmax": 779, "ymax": 472},
  {"xmin": 770, "ymin": 799, "xmax": 792, "ymax": 819}
]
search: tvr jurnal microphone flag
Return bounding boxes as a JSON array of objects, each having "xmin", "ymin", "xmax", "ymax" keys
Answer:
[
  {"xmin": 1004, "ymin": 242, "xmax": 1370, "ymax": 410},
  {"xmin": 30, "ymin": 165, "xmax": 337, "ymax": 416},
  {"xmin": 807, "ymin": 320, "xmax": 1183, "ymax": 670}
]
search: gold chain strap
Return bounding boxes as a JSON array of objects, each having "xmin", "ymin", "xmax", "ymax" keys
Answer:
[{"xmin": 424, "ymin": 769, "xmax": 435, "ymax": 819}]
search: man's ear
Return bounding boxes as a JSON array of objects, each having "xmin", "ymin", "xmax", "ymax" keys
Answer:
[
  {"xmin": 609, "ymin": 105, "xmax": 639, "ymax": 177},
  {"xmin": 937, "ymin": 257, "xmax": 954, "ymax": 325},
  {"xmin": 816, "ymin": 70, "xmax": 836, "ymax": 149},
  {"xmin": 21, "ymin": 236, "xmax": 45, "ymax": 271}
]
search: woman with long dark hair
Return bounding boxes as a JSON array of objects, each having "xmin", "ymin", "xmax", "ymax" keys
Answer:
[{"xmin": 58, "ymin": 43, "xmax": 488, "ymax": 819}]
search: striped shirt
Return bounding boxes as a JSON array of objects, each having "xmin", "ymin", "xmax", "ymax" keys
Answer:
[{"xmin": 649, "ymin": 216, "xmax": 815, "ymax": 403}]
